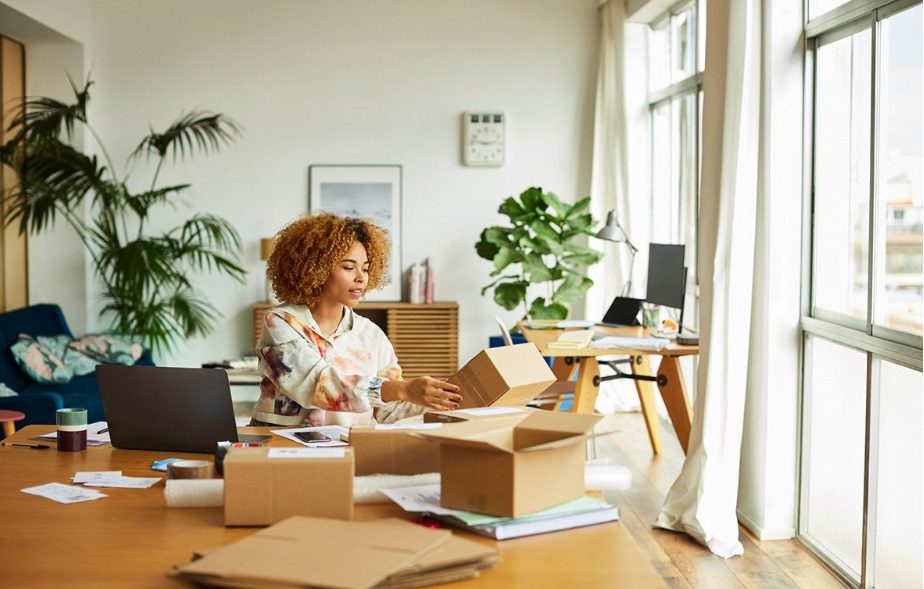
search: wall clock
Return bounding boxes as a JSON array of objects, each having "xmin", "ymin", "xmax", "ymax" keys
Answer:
[{"xmin": 462, "ymin": 112, "xmax": 505, "ymax": 167}]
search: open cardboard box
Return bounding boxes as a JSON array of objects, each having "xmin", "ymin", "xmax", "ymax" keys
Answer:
[
  {"xmin": 223, "ymin": 447, "xmax": 354, "ymax": 526},
  {"xmin": 349, "ymin": 424, "xmax": 442, "ymax": 475},
  {"xmin": 449, "ymin": 343, "xmax": 556, "ymax": 409},
  {"xmin": 415, "ymin": 410, "xmax": 602, "ymax": 517}
]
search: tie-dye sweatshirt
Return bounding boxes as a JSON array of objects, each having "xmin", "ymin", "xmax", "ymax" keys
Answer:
[{"xmin": 252, "ymin": 303, "xmax": 424, "ymax": 426}]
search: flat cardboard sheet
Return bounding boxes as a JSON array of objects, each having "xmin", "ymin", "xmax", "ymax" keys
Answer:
[{"xmin": 173, "ymin": 516, "xmax": 498, "ymax": 589}]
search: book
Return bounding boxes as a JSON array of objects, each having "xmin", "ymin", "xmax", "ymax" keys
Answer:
[
  {"xmin": 548, "ymin": 329, "xmax": 595, "ymax": 349},
  {"xmin": 382, "ymin": 485, "xmax": 619, "ymax": 541},
  {"xmin": 460, "ymin": 503, "xmax": 619, "ymax": 540}
]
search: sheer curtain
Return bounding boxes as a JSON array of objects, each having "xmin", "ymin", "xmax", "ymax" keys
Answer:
[
  {"xmin": 653, "ymin": 0, "xmax": 761, "ymax": 558},
  {"xmin": 586, "ymin": 0, "xmax": 650, "ymax": 413}
]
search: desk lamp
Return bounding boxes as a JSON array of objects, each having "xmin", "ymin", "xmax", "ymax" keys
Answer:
[{"xmin": 594, "ymin": 210, "xmax": 638, "ymax": 296}]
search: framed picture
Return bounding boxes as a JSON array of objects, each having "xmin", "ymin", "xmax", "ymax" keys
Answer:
[{"xmin": 308, "ymin": 164, "xmax": 402, "ymax": 301}]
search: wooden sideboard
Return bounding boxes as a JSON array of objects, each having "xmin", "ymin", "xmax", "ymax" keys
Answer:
[{"xmin": 252, "ymin": 301, "xmax": 459, "ymax": 380}]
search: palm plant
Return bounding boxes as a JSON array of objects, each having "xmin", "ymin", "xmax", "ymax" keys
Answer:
[
  {"xmin": 0, "ymin": 78, "xmax": 245, "ymax": 352},
  {"xmin": 475, "ymin": 186, "xmax": 603, "ymax": 320}
]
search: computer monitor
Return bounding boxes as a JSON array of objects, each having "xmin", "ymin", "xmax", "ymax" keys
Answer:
[{"xmin": 645, "ymin": 243, "xmax": 687, "ymax": 321}]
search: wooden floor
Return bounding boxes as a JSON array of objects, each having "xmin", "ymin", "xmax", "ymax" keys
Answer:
[{"xmin": 594, "ymin": 412, "xmax": 847, "ymax": 589}]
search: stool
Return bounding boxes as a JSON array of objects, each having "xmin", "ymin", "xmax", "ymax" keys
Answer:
[{"xmin": 0, "ymin": 409, "xmax": 26, "ymax": 438}]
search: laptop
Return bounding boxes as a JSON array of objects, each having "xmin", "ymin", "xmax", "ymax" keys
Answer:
[
  {"xmin": 598, "ymin": 296, "xmax": 642, "ymax": 327},
  {"xmin": 98, "ymin": 365, "xmax": 268, "ymax": 453}
]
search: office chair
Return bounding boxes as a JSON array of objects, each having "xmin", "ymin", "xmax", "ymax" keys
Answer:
[{"xmin": 493, "ymin": 316, "xmax": 514, "ymax": 346}]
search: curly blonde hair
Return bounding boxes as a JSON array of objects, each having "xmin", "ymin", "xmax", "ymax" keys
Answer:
[{"xmin": 267, "ymin": 213, "xmax": 390, "ymax": 306}]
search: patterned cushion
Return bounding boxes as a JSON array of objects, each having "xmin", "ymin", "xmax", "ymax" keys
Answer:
[
  {"xmin": 36, "ymin": 335, "xmax": 99, "ymax": 377},
  {"xmin": 0, "ymin": 382, "xmax": 18, "ymax": 397},
  {"xmin": 67, "ymin": 334, "xmax": 143, "ymax": 365},
  {"xmin": 10, "ymin": 334, "xmax": 73, "ymax": 384}
]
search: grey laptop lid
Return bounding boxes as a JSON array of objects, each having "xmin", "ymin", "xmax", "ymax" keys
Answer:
[{"xmin": 97, "ymin": 365, "xmax": 239, "ymax": 453}]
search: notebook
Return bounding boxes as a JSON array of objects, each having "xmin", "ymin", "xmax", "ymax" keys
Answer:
[{"xmin": 97, "ymin": 365, "xmax": 268, "ymax": 453}]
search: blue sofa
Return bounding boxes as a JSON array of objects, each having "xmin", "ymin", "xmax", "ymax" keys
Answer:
[{"xmin": 0, "ymin": 303, "xmax": 154, "ymax": 427}]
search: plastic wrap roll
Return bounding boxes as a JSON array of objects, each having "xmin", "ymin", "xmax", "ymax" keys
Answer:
[
  {"xmin": 584, "ymin": 459, "xmax": 632, "ymax": 491},
  {"xmin": 164, "ymin": 479, "xmax": 225, "ymax": 507},
  {"xmin": 353, "ymin": 473, "xmax": 441, "ymax": 504}
]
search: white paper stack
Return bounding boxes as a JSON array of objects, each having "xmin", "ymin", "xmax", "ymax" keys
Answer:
[{"xmin": 21, "ymin": 482, "xmax": 107, "ymax": 504}]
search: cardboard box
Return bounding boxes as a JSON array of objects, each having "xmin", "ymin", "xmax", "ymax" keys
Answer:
[
  {"xmin": 349, "ymin": 424, "xmax": 442, "ymax": 475},
  {"xmin": 223, "ymin": 447, "xmax": 353, "ymax": 526},
  {"xmin": 449, "ymin": 343, "xmax": 556, "ymax": 408},
  {"xmin": 416, "ymin": 410, "xmax": 602, "ymax": 518}
]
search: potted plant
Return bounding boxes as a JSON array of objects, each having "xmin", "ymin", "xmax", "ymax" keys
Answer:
[
  {"xmin": 0, "ymin": 78, "xmax": 245, "ymax": 352},
  {"xmin": 475, "ymin": 186, "xmax": 602, "ymax": 320}
]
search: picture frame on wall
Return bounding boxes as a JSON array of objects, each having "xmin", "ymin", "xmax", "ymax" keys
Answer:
[{"xmin": 308, "ymin": 164, "xmax": 402, "ymax": 301}]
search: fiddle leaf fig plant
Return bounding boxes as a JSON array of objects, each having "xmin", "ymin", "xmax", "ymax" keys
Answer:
[
  {"xmin": 475, "ymin": 186, "xmax": 602, "ymax": 320},
  {"xmin": 0, "ymin": 78, "xmax": 245, "ymax": 353}
]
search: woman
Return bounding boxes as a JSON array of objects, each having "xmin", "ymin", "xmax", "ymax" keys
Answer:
[{"xmin": 250, "ymin": 213, "xmax": 462, "ymax": 427}]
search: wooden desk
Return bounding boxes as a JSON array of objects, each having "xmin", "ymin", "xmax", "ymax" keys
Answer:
[
  {"xmin": 0, "ymin": 425, "xmax": 667, "ymax": 588},
  {"xmin": 520, "ymin": 323, "xmax": 698, "ymax": 456}
]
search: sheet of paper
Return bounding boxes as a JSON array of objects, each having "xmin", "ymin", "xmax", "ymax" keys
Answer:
[
  {"xmin": 455, "ymin": 407, "xmax": 524, "ymax": 416},
  {"xmin": 81, "ymin": 476, "xmax": 163, "ymax": 488},
  {"xmin": 72, "ymin": 471, "xmax": 122, "ymax": 483},
  {"xmin": 380, "ymin": 484, "xmax": 468, "ymax": 517},
  {"xmin": 591, "ymin": 336, "xmax": 667, "ymax": 351},
  {"xmin": 36, "ymin": 421, "xmax": 112, "ymax": 445},
  {"xmin": 271, "ymin": 425, "xmax": 349, "ymax": 447},
  {"xmin": 267, "ymin": 448, "xmax": 346, "ymax": 459},
  {"xmin": 557, "ymin": 320, "xmax": 594, "ymax": 328},
  {"xmin": 21, "ymin": 482, "xmax": 107, "ymax": 504},
  {"xmin": 373, "ymin": 423, "xmax": 443, "ymax": 431}
]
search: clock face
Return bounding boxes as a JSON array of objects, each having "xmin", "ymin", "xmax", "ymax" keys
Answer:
[{"xmin": 463, "ymin": 112, "xmax": 505, "ymax": 166}]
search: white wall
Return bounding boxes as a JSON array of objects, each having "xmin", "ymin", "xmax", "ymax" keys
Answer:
[
  {"xmin": 86, "ymin": 0, "xmax": 599, "ymax": 366},
  {"xmin": 0, "ymin": 1, "xmax": 90, "ymax": 334},
  {"xmin": 11, "ymin": 0, "xmax": 599, "ymax": 366}
]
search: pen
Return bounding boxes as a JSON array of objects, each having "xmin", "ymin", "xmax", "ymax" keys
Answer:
[{"xmin": 1, "ymin": 442, "xmax": 51, "ymax": 450}]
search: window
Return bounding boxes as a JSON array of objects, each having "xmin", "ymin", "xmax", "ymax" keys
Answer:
[
  {"xmin": 802, "ymin": 2, "xmax": 923, "ymax": 587},
  {"xmin": 647, "ymin": 0, "xmax": 705, "ymax": 330}
]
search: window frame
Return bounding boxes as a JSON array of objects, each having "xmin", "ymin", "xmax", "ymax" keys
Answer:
[
  {"xmin": 800, "ymin": 1, "xmax": 923, "ymax": 587},
  {"xmin": 646, "ymin": 0, "xmax": 704, "ymax": 325}
]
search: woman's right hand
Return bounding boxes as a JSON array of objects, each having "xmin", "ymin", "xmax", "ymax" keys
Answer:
[{"xmin": 401, "ymin": 376, "xmax": 463, "ymax": 410}]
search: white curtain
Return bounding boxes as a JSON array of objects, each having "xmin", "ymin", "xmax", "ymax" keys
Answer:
[
  {"xmin": 586, "ymin": 0, "xmax": 650, "ymax": 413},
  {"xmin": 654, "ymin": 0, "xmax": 761, "ymax": 559}
]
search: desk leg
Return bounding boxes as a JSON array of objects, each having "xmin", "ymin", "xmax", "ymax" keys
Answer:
[
  {"xmin": 631, "ymin": 355, "xmax": 662, "ymax": 455},
  {"xmin": 572, "ymin": 358, "xmax": 600, "ymax": 414},
  {"xmin": 550, "ymin": 358, "xmax": 578, "ymax": 411},
  {"xmin": 656, "ymin": 356, "xmax": 692, "ymax": 454},
  {"xmin": 550, "ymin": 357, "xmax": 578, "ymax": 381}
]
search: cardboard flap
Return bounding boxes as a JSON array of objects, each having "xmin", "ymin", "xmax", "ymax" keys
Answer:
[
  {"xmin": 413, "ymin": 414, "xmax": 529, "ymax": 453},
  {"xmin": 517, "ymin": 428, "xmax": 619, "ymax": 453},
  {"xmin": 512, "ymin": 412, "xmax": 602, "ymax": 451},
  {"xmin": 517, "ymin": 410, "xmax": 602, "ymax": 434}
]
